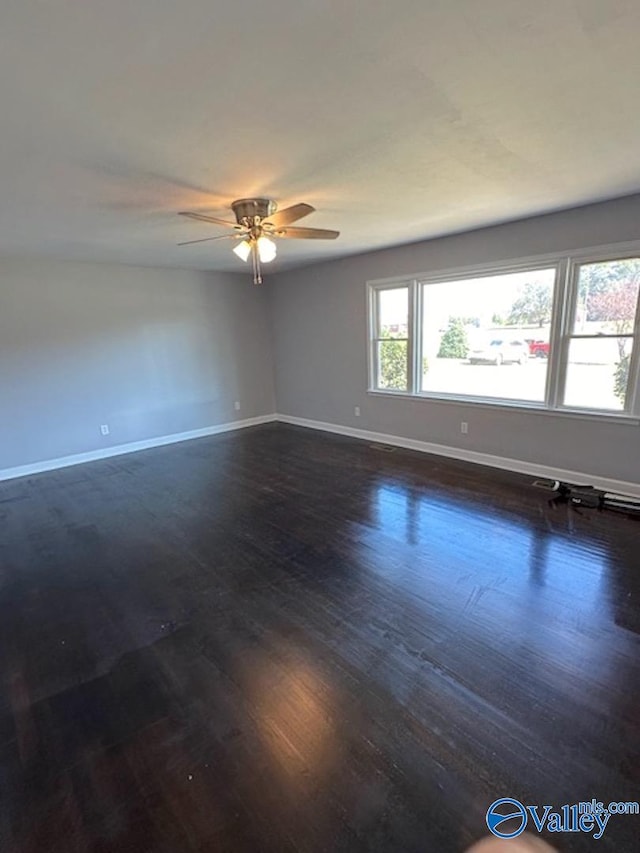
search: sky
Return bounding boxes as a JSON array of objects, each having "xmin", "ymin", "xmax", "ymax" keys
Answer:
[{"xmin": 378, "ymin": 268, "xmax": 557, "ymax": 332}]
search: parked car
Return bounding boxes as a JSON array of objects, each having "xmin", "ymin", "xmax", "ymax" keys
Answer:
[
  {"xmin": 468, "ymin": 338, "xmax": 529, "ymax": 365},
  {"xmin": 527, "ymin": 339, "xmax": 550, "ymax": 358}
]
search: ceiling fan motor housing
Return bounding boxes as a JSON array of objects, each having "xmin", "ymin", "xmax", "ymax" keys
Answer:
[{"xmin": 231, "ymin": 198, "xmax": 277, "ymax": 226}]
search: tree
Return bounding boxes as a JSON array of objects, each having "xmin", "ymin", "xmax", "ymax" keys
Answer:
[
  {"xmin": 614, "ymin": 354, "xmax": 630, "ymax": 404},
  {"xmin": 588, "ymin": 277, "xmax": 638, "ymax": 404},
  {"xmin": 378, "ymin": 330, "xmax": 407, "ymax": 390},
  {"xmin": 507, "ymin": 283, "xmax": 552, "ymax": 328},
  {"xmin": 587, "ymin": 281, "xmax": 637, "ymax": 335},
  {"xmin": 459, "ymin": 316, "xmax": 481, "ymax": 328},
  {"xmin": 437, "ymin": 317, "xmax": 469, "ymax": 358},
  {"xmin": 579, "ymin": 258, "xmax": 640, "ymax": 321}
]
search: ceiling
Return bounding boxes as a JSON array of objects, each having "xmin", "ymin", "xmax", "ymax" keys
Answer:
[{"xmin": 2, "ymin": 0, "xmax": 640, "ymax": 273}]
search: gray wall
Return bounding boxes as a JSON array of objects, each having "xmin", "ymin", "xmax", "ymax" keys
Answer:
[
  {"xmin": 270, "ymin": 194, "xmax": 640, "ymax": 485},
  {"xmin": 0, "ymin": 257, "xmax": 275, "ymax": 470},
  {"xmin": 3, "ymin": 194, "xmax": 640, "ymax": 483}
]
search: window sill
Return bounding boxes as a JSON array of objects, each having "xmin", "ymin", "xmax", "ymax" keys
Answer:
[{"xmin": 366, "ymin": 389, "xmax": 640, "ymax": 425}]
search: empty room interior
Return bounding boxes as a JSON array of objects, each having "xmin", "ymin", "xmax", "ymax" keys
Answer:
[{"xmin": 2, "ymin": 2, "xmax": 640, "ymax": 852}]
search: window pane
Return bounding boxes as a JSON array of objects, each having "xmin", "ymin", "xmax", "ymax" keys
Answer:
[
  {"xmin": 421, "ymin": 269, "xmax": 556, "ymax": 402},
  {"xmin": 563, "ymin": 337, "xmax": 633, "ymax": 411},
  {"xmin": 377, "ymin": 339, "xmax": 408, "ymax": 390},
  {"xmin": 377, "ymin": 287, "xmax": 408, "ymax": 338},
  {"xmin": 573, "ymin": 258, "xmax": 640, "ymax": 335}
]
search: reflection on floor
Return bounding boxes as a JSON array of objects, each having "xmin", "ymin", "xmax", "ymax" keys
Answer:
[{"xmin": 0, "ymin": 423, "xmax": 638, "ymax": 852}]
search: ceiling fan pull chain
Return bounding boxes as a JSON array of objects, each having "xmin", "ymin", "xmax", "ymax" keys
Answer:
[{"xmin": 252, "ymin": 244, "xmax": 262, "ymax": 285}]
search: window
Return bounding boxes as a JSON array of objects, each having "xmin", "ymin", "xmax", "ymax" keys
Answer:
[
  {"xmin": 562, "ymin": 258, "xmax": 640, "ymax": 412},
  {"xmin": 420, "ymin": 268, "xmax": 556, "ymax": 403},
  {"xmin": 371, "ymin": 284, "xmax": 411, "ymax": 391},
  {"xmin": 368, "ymin": 249, "xmax": 640, "ymax": 418}
]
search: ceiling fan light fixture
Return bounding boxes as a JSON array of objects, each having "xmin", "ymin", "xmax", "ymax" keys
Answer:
[
  {"xmin": 179, "ymin": 198, "xmax": 339, "ymax": 284},
  {"xmin": 233, "ymin": 239, "xmax": 252, "ymax": 262},
  {"xmin": 257, "ymin": 235, "xmax": 277, "ymax": 263}
]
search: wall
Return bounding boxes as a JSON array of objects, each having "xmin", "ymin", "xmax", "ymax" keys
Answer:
[
  {"xmin": 0, "ymin": 257, "xmax": 275, "ymax": 471},
  {"xmin": 270, "ymin": 194, "xmax": 640, "ymax": 486}
]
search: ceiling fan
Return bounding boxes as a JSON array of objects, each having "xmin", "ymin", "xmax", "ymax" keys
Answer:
[{"xmin": 178, "ymin": 198, "xmax": 339, "ymax": 284}]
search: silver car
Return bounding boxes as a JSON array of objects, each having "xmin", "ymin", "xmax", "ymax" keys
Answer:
[{"xmin": 469, "ymin": 338, "xmax": 529, "ymax": 365}]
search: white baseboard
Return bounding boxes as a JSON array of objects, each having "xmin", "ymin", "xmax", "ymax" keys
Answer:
[
  {"xmin": 4, "ymin": 411, "xmax": 638, "ymax": 499},
  {"xmin": 0, "ymin": 414, "xmax": 278, "ymax": 483},
  {"xmin": 276, "ymin": 413, "xmax": 640, "ymax": 498}
]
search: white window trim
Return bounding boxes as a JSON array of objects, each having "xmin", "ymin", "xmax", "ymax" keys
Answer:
[
  {"xmin": 368, "ymin": 280, "xmax": 415, "ymax": 394},
  {"xmin": 367, "ymin": 240, "xmax": 640, "ymax": 422}
]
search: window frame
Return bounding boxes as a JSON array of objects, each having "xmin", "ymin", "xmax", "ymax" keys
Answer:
[
  {"xmin": 368, "ymin": 280, "xmax": 415, "ymax": 394},
  {"xmin": 366, "ymin": 242, "xmax": 640, "ymax": 421},
  {"xmin": 556, "ymin": 251, "xmax": 640, "ymax": 415}
]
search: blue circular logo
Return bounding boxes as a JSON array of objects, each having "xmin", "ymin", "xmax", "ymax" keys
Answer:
[{"xmin": 486, "ymin": 798, "xmax": 528, "ymax": 838}]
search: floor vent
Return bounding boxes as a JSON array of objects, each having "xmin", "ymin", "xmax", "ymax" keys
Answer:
[{"xmin": 369, "ymin": 443, "xmax": 396, "ymax": 453}]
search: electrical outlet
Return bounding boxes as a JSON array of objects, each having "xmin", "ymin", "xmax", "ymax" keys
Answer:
[
  {"xmin": 460, "ymin": 421, "xmax": 468, "ymax": 434},
  {"xmin": 234, "ymin": 401, "xmax": 241, "ymax": 411},
  {"xmin": 354, "ymin": 406, "xmax": 361, "ymax": 417},
  {"xmin": 100, "ymin": 424, "xmax": 110, "ymax": 436}
]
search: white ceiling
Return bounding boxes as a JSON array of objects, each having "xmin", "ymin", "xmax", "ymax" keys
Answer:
[{"xmin": 2, "ymin": 0, "xmax": 640, "ymax": 273}]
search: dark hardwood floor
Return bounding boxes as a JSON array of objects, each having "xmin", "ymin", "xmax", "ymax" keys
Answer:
[{"xmin": 0, "ymin": 423, "xmax": 639, "ymax": 852}]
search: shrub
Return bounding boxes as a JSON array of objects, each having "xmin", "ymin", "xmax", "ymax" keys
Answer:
[
  {"xmin": 379, "ymin": 332, "xmax": 407, "ymax": 389},
  {"xmin": 614, "ymin": 352, "xmax": 630, "ymax": 404},
  {"xmin": 437, "ymin": 318, "xmax": 469, "ymax": 358}
]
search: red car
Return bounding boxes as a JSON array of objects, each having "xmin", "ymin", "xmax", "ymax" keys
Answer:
[{"xmin": 527, "ymin": 340, "xmax": 550, "ymax": 358}]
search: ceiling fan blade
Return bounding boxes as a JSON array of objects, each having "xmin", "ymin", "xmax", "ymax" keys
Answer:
[
  {"xmin": 179, "ymin": 211, "xmax": 240, "ymax": 228},
  {"xmin": 277, "ymin": 226, "xmax": 340, "ymax": 240},
  {"xmin": 178, "ymin": 234, "xmax": 240, "ymax": 246},
  {"xmin": 265, "ymin": 203, "xmax": 315, "ymax": 228}
]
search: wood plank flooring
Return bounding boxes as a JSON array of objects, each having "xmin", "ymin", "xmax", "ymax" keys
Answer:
[{"xmin": 0, "ymin": 423, "xmax": 639, "ymax": 852}]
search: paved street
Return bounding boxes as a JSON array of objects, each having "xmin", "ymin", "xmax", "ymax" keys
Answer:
[{"xmin": 421, "ymin": 358, "xmax": 623, "ymax": 410}]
